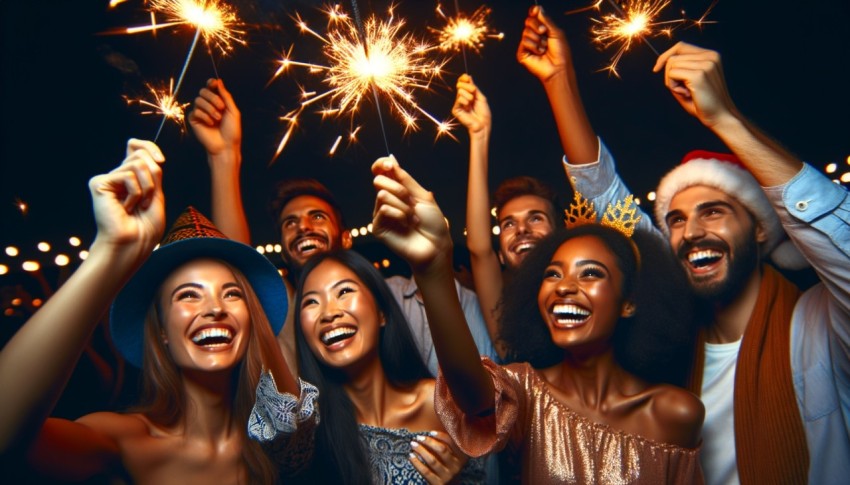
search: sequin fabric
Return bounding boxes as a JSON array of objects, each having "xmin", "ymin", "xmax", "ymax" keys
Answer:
[
  {"xmin": 435, "ymin": 359, "xmax": 703, "ymax": 484},
  {"xmin": 360, "ymin": 424, "xmax": 486, "ymax": 484},
  {"xmin": 248, "ymin": 371, "xmax": 320, "ymax": 474}
]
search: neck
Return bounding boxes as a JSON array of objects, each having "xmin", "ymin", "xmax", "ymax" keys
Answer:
[
  {"xmin": 180, "ymin": 368, "xmax": 236, "ymax": 440},
  {"xmin": 342, "ymin": 355, "xmax": 391, "ymax": 427},
  {"xmin": 555, "ymin": 348, "xmax": 622, "ymax": 409},
  {"xmin": 708, "ymin": 266, "xmax": 762, "ymax": 343}
]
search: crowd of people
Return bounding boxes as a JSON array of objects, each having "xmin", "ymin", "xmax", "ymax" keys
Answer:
[{"xmin": 1, "ymin": 6, "xmax": 847, "ymax": 484}]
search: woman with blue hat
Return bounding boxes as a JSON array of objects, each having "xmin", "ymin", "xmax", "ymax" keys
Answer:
[{"xmin": 0, "ymin": 139, "xmax": 317, "ymax": 483}]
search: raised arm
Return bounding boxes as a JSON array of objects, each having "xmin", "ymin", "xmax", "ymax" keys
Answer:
[
  {"xmin": 189, "ymin": 78, "xmax": 251, "ymax": 243},
  {"xmin": 654, "ymin": 42, "xmax": 803, "ymax": 186},
  {"xmin": 371, "ymin": 157, "xmax": 494, "ymax": 416},
  {"xmin": 453, "ymin": 75, "xmax": 501, "ymax": 349},
  {"xmin": 0, "ymin": 139, "xmax": 166, "ymax": 453},
  {"xmin": 518, "ymin": 5, "xmax": 597, "ymax": 164}
]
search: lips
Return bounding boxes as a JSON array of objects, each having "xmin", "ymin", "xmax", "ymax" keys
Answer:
[
  {"xmin": 510, "ymin": 236, "xmax": 540, "ymax": 256},
  {"xmin": 190, "ymin": 325, "xmax": 234, "ymax": 348},
  {"xmin": 291, "ymin": 234, "xmax": 329, "ymax": 257},
  {"xmin": 550, "ymin": 303, "xmax": 591, "ymax": 328},
  {"xmin": 320, "ymin": 325, "xmax": 357, "ymax": 348},
  {"xmin": 687, "ymin": 249, "xmax": 723, "ymax": 268}
]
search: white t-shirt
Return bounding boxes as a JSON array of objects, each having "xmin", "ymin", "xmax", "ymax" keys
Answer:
[{"xmin": 701, "ymin": 339, "xmax": 742, "ymax": 485}]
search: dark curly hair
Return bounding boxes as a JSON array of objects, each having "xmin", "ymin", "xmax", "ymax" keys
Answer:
[
  {"xmin": 492, "ymin": 176, "xmax": 561, "ymax": 225},
  {"xmin": 498, "ymin": 226, "xmax": 698, "ymax": 386},
  {"xmin": 292, "ymin": 250, "xmax": 432, "ymax": 483}
]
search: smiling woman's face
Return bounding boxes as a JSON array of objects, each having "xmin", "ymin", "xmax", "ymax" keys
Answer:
[
  {"xmin": 158, "ymin": 258, "xmax": 251, "ymax": 372},
  {"xmin": 299, "ymin": 259, "xmax": 383, "ymax": 371}
]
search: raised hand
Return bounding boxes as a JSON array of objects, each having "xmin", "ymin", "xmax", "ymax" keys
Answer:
[
  {"xmin": 88, "ymin": 138, "xmax": 165, "ymax": 255},
  {"xmin": 452, "ymin": 74, "xmax": 491, "ymax": 136},
  {"xmin": 371, "ymin": 156, "xmax": 452, "ymax": 273},
  {"xmin": 653, "ymin": 42, "xmax": 739, "ymax": 128},
  {"xmin": 409, "ymin": 431, "xmax": 470, "ymax": 484},
  {"xmin": 517, "ymin": 5, "xmax": 573, "ymax": 83},
  {"xmin": 189, "ymin": 78, "xmax": 242, "ymax": 158}
]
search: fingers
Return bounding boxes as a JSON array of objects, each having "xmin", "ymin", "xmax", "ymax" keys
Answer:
[
  {"xmin": 212, "ymin": 78, "xmax": 240, "ymax": 117},
  {"xmin": 106, "ymin": 139, "xmax": 165, "ymax": 211},
  {"xmin": 371, "ymin": 156, "xmax": 431, "ymax": 201},
  {"xmin": 653, "ymin": 41, "xmax": 715, "ymax": 72},
  {"xmin": 409, "ymin": 432, "xmax": 467, "ymax": 484}
]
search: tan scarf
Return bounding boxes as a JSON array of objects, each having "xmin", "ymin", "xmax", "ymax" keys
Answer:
[{"xmin": 687, "ymin": 265, "xmax": 808, "ymax": 485}]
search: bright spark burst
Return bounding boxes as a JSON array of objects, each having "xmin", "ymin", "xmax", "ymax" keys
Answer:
[
  {"xmin": 125, "ymin": 79, "xmax": 190, "ymax": 129},
  {"xmin": 431, "ymin": 4, "xmax": 503, "ymax": 54},
  {"xmin": 271, "ymin": 4, "xmax": 453, "ymax": 160},
  {"xmin": 591, "ymin": 0, "xmax": 681, "ymax": 76},
  {"xmin": 117, "ymin": 0, "xmax": 245, "ymax": 55}
]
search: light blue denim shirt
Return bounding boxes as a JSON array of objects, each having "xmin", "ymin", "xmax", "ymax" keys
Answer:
[{"xmin": 564, "ymin": 139, "xmax": 850, "ymax": 485}]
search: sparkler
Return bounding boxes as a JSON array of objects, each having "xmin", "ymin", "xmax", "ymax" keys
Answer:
[
  {"xmin": 431, "ymin": 3, "xmax": 503, "ymax": 70},
  {"xmin": 270, "ymin": 4, "xmax": 453, "ymax": 161},
  {"xmin": 583, "ymin": 0, "xmax": 716, "ymax": 77},
  {"xmin": 125, "ymin": 79, "xmax": 191, "ymax": 131},
  {"xmin": 106, "ymin": 0, "xmax": 245, "ymax": 139}
]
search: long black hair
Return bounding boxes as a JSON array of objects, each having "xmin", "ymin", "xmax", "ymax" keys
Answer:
[
  {"xmin": 499, "ymin": 226, "xmax": 698, "ymax": 386},
  {"xmin": 292, "ymin": 250, "xmax": 431, "ymax": 483}
]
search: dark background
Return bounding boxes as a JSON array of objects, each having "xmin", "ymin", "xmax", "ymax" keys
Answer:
[{"xmin": 2, "ymin": 0, "xmax": 848, "ymax": 283}]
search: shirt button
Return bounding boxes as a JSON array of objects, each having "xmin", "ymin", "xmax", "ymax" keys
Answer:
[{"xmin": 795, "ymin": 200, "xmax": 809, "ymax": 211}]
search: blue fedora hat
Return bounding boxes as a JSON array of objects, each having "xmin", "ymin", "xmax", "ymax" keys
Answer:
[{"xmin": 109, "ymin": 207, "xmax": 287, "ymax": 368}]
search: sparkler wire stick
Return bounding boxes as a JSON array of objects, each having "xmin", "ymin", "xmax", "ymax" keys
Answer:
[
  {"xmin": 155, "ymin": 26, "xmax": 202, "ymax": 141},
  {"xmin": 453, "ymin": 0, "xmax": 469, "ymax": 72},
  {"xmin": 350, "ymin": 0, "xmax": 391, "ymax": 155},
  {"xmin": 604, "ymin": 0, "xmax": 661, "ymax": 56}
]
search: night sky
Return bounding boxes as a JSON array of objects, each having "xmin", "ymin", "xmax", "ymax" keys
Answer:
[{"xmin": 2, "ymin": 0, "xmax": 849, "ymax": 273}]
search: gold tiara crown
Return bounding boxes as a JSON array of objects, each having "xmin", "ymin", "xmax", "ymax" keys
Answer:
[{"xmin": 564, "ymin": 191, "xmax": 641, "ymax": 238}]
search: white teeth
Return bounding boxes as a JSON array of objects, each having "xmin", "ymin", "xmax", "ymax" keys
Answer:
[
  {"xmin": 296, "ymin": 238, "xmax": 326, "ymax": 253},
  {"xmin": 321, "ymin": 327, "xmax": 356, "ymax": 345},
  {"xmin": 552, "ymin": 304, "xmax": 590, "ymax": 323},
  {"xmin": 688, "ymin": 249, "xmax": 723, "ymax": 266},
  {"xmin": 191, "ymin": 327, "xmax": 233, "ymax": 345},
  {"xmin": 515, "ymin": 242, "xmax": 534, "ymax": 254}
]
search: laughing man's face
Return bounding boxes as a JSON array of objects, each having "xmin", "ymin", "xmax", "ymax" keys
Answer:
[{"xmin": 279, "ymin": 195, "xmax": 350, "ymax": 272}]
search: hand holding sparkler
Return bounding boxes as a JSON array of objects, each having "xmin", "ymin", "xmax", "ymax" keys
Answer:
[
  {"xmin": 188, "ymin": 78, "xmax": 250, "ymax": 244},
  {"xmin": 452, "ymin": 74, "xmax": 491, "ymax": 137},
  {"xmin": 517, "ymin": 6, "xmax": 575, "ymax": 84},
  {"xmin": 189, "ymin": 78, "xmax": 242, "ymax": 160},
  {"xmin": 653, "ymin": 42, "xmax": 739, "ymax": 129}
]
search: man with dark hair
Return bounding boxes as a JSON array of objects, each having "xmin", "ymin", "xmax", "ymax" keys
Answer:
[
  {"xmin": 454, "ymin": 75, "xmax": 562, "ymax": 354},
  {"xmin": 188, "ymin": 79, "xmax": 495, "ymax": 377},
  {"xmin": 518, "ymin": 6, "xmax": 850, "ymax": 484}
]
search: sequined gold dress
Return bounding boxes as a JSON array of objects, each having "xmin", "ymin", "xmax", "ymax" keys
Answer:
[{"xmin": 435, "ymin": 359, "xmax": 703, "ymax": 484}]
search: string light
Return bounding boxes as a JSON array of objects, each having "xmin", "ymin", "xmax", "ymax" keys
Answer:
[
  {"xmin": 22, "ymin": 261, "xmax": 40, "ymax": 272},
  {"xmin": 5, "ymin": 247, "xmax": 19, "ymax": 257},
  {"xmin": 69, "ymin": 237, "xmax": 81, "ymax": 247},
  {"xmin": 55, "ymin": 254, "xmax": 70, "ymax": 267},
  {"xmin": 37, "ymin": 242, "xmax": 51, "ymax": 252}
]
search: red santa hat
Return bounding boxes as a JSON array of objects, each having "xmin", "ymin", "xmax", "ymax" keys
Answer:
[{"xmin": 653, "ymin": 150, "xmax": 808, "ymax": 270}]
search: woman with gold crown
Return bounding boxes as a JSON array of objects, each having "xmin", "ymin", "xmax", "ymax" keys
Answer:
[
  {"xmin": 0, "ymin": 139, "xmax": 317, "ymax": 484},
  {"xmin": 370, "ymin": 155, "xmax": 705, "ymax": 484}
]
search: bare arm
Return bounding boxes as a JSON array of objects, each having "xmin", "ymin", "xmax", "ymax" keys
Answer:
[
  {"xmin": 372, "ymin": 157, "xmax": 495, "ymax": 416},
  {"xmin": 518, "ymin": 6, "xmax": 597, "ymax": 164},
  {"xmin": 0, "ymin": 140, "xmax": 166, "ymax": 453},
  {"xmin": 654, "ymin": 42, "xmax": 803, "ymax": 186},
  {"xmin": 453, "ymin": 75, "xmax": 501, "ymax": 349},
  {"xmin": 189, "ymin": 78, "xmax": 251, "ymax": 243}
]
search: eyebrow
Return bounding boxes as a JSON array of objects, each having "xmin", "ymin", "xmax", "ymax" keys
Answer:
[
  {"xmin": 665, "ymin": 200, "xmax": 736, "ymax": 221},
  {"xmin": 546, "ymin": 259, "xmax": 610, "ymax": 272},
  {"xmin": 170, "ymin": 281, "xmax": 240, "ymax": 299},
  {"xmin": 280, "ymin": 209, "xmax": 331, "ymax": 224},
  {"xmin": 499, "ymin": 209, "xmax": 549, "ymax": 224},
  {"xmin": 301, "ymin": 278, "xmax": 360, "ymax": 298}
]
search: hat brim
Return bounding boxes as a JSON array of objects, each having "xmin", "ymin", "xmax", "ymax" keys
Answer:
[{"xmin": 109, "ymin": 237, "xmax": 287, "ymax": 368}]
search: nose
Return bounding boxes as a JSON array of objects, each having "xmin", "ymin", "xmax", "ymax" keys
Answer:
[
  {"xmin": 683, "ymin": 216, "xmax": 706, "ymax": 242},
  {"xmin": 555, "ymin": 278, "xmax": 578, "ymax": 296},
  {"xmin": 320, "ymin": 302, "xmax": 344, "ymax": 323},
  {"xmin": 297, "ymin": 215, "xmax": 314, "ymax": 232},
  {"xmin": 203, "ymin": 300, "xmax": 225, "ymax": 319},
  {"xmin": 516, "ymin": 219, "xmax": 530, "ymax": 234}
]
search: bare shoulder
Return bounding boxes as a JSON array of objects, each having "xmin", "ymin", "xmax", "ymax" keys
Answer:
[
  {"xmin": 76, "ymin": 411, "xmax": 152, "ymax": 439},
  {"xmin": 647, "ymin": 385, "xmax": 705, "ymax": 448}
]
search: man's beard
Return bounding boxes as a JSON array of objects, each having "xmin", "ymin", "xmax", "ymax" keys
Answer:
[{"xmin": 679, "ymin": 233, "xmax": 760, "ymax": 305}]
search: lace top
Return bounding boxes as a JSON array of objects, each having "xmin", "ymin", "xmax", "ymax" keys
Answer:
[
  {"xmin": 436, "ymin": 359, "xmax": 703, "ymax": 484},
  {"xmin": 360, "ymin": 424, "xmax": 486, "ymax": 484},
  {"xmin": 248, "ymin": 371, "xmax": 320, "ymax": 474}
]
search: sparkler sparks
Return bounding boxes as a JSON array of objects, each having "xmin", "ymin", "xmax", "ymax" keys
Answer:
[
  {"xmin": 431, "ymin": 4, "xmax": 503, "ymax": 54},
  {"xmin": 271, "ymin": 4, "xmax": 453, "ymax": 160},
  {"xmin": 125, "ymin": 79, "xmax": 190, "ymax": 130}
]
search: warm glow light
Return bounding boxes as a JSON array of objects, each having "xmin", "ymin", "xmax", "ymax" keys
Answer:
[
  {"xmin": 257, "ymin": 245, "xmax": 266, "ymax": 254},
  {"xmin": 351, "ymin": 228, "xmax": 361, "ymax": 237},
  {"xmin": 825, "ymin": 163, "xmax": 837, "ymax": 174},
  {"xmin": 431, "ymin": 4, "xmax": 502, "ymax": 54},
  {"xmin": 69, "ymin": 236, "xmax": 81, "ymax": 247},
  {"xmin": 79, "ymin": 250, "xmax": 89, "ymax": 260},
  {"xmin": 11, "ymin": 298, "xmax": 21, "ymax": 306},
  {"xmin": 22, "ymin": 261, "xmax": 40, "ymax": 272},
  {"xmin": 367, "ymin": 223, "xmax": 373, "ymax": 233},
  {"xmin": 265, "ymin": 244, "xmax": 274, "ymax": 253},
  {"xmin": 125, "ymin": 79, "xmax": 190, "ymax": 130},
  {"xmin": 5, "ymin": 246, "xmax": 19, "ymax": 257},
  {"xmin": 0, "ymin": 264, "xmax": 7, "ymax": 275},
  {"xmin": 4, "ymin": 309, "xmax": 13, "ymax": 316},
  {"xmin": 38, "ymin": 242, "xmax": 51, "ymax": 252},
  {"xmin": 841, "ymin": 172, "xmax": 850, "ymax": 183},
  {"xmin": 381, "ymin": 259, "xmax": 390, "ymax": 268},
  {"xmin": 492, "ymin": 226, "xmax": 500, "ymax": 235},
  {"xmin": 647, "ymin": 191, "xmax": 656, "ymax": 201},
  {"xmin": 271, "ymin": 4, "xmax": 453, "ymax": 160},
  {"xmin": 32, "ymin": 298, "xmax": 43, "ymax": 307},
  {"xmin": 55, "ymin": 254, "xmax": 70, "ymax": 266},
  {"xmin": 274, "ymin": 244, "xmax": 282, "ymax": 253}
]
